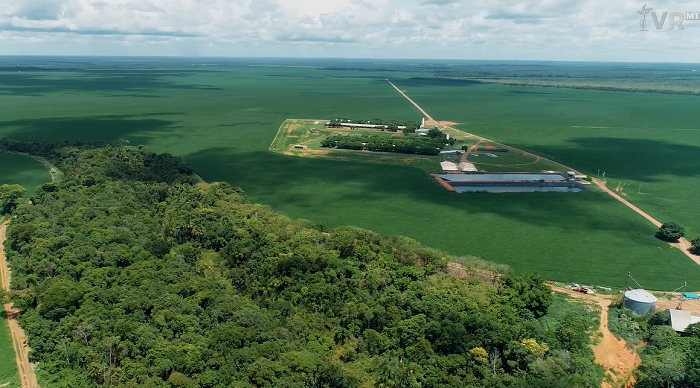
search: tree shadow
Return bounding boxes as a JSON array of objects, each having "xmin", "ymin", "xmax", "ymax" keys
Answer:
[
  {"xmin": 0, "ymin": 70, "xmax": 223, "ymax": 97},
  {"xmin": 527, "ymin": 137, "xmax": 700, "ymax": 182},
  {"xmin": 0, "ymin": 114, "xmax": 181, "ymax": 144}
]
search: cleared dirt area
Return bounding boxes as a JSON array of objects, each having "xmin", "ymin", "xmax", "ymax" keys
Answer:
[
  {"xmin": 552, "ymin": 287, "xmax": 640, "ymax": 388},
  {"xmin": 654, "ymin": 294, "xmax": 700, "ymax": 315},
  {"xmin": 1, "ymin": 221, "xmax": 39, "ymax": 388}
]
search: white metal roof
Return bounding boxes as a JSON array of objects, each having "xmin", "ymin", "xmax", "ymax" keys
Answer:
[
  {"xmin": 458, "ymin": 162, "xmax": 478, "ymax": 172},
  {"xmin": 440, "ymin": 161, "xmax": 459, "ymax": 171},
  {"xmin": 669, "ymin": 309, "xmax": 700, "ymax": 332}
]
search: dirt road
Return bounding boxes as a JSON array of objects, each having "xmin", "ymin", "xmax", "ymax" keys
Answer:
[
  {"xmin": 593, "ymin": 179, "xmax": 700, "ymax": 266},
  {"xmin": 552, "ymin": 287, "xmax": 640, "ymax": 388},
  {"xmin": 386, "ymin": 80, "xmax": 435, "ymax": 122},
  {"xmin": 1, "ymin": 221, "xmax": 39, "ymax": 388}
]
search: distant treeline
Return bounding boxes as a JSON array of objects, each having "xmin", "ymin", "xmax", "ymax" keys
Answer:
[
  {"xmin": 321, "ymin": 131, "xmax": 454, "ymax": 155},
  {"xmin": 421, "ymin": 76, "xmax": 700, "ymax": 96},
  {"xmin": 327, "ymin": 118, "xmax": 422, "ymax": 131}
]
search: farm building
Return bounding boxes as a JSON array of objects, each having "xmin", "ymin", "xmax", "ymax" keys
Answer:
[
  {"xmin": 327, "ymin": 122, "xmax": 407, "ymax": 130},
  {"xmin": 294, "ymin": 145, "xmax": 308, "ymax": 149},
  {"xmin": 440, "ymin": 161, "xmax": 477, "ymax": 172},
  {"xmin": 669, "ymin": 309, "xmax": 700, "ymax": 332},
  {"xmin": 440, "ymin": 150, "xmax": 463, "ymax": 155},
  {"xmin": 458, "ymin": 162, "xmax": 478, "ymax": 172},
  {"xmin": 440, "ymin": 161, "xmax": 459, "ymax": 172},
  {"xmin": 566, "ymin": 171, "xmax": 588, "ymax": 181},
  {"xmin": 624, "ymin": 289, "xmax": 657, "ymax": 316}
]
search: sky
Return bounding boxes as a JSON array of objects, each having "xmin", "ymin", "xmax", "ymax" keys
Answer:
[{"xmin": 0, "ymin": 0, "xmax": 699, "ymax": 62}]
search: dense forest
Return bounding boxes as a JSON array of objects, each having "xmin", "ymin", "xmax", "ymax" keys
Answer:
[
  {"xmin": 1, "ymin": 140, "xmax": 603, "ymax": 388},
  {"xmin": 321, "ymin": 131, "xmax": 454, "ymax": 156}
]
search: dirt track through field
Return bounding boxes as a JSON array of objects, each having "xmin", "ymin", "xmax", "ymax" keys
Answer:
[
  {"xmin": 1, "ymin": 221, "xmax": 39, "ymax": 388},
  {"xmin": 593, "ymin": 179, "xmax": 700, "ymax": 265},
  {"xmin": 551, "ymin": 287, "xmax": 640, "ymax": 388},
  {"xmin": 386, "ymin": 80, "xmax": 435, "ymax": 122}
]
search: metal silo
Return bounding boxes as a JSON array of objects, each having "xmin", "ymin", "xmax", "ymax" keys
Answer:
[{"xmin": 624, "ymin": 289, "xmax": 657, "ymax": 316}]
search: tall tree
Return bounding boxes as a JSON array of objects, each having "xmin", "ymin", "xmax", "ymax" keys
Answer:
[{"xmin": 0, "ymin": 184, "xmax": 26, "ymax": 214}]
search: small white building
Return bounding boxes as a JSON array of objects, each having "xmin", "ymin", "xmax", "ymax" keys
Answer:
[
  {"xmin": 458, "ymin": 162, "xmax": 478, "ymax": 172},
  {"xmin": 440, "ymin": 161, "xmax": 459, "ymax": 172},
  {"xmin": 669, "ymin": 309, "xmax": 700, "ymax": 332},
  {"xmin": 294, "ymin": 145, "xmax": 308, "ymax": 149}
]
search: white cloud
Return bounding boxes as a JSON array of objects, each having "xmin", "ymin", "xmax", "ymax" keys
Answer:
[{"xmin": 0, "ymin": 0, "xmax": 698, "ymax": 61}]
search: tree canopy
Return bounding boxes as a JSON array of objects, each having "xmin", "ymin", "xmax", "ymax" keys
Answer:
[
  {"xmin": 0, "ymin": 183, "xmax": 27, "ymax": 214},
  {"xmin": 656, "ymin": 222, "xmax": 685, "ymax": 241},
  {"xmin": 321, "ymin": 134, "xmax": 451, "ymax": 155},
  {"xmin": 3, "ymin": 141, "xmax": 603, "ymax": 388},
  {"xmin": 691, "ymin": 238, "xmax": 700, "ymax": 255}
]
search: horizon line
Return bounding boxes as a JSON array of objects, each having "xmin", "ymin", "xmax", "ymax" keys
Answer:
[{"xmin": 0, "ymin": 54, "xmax": 698, "ymax": 66}]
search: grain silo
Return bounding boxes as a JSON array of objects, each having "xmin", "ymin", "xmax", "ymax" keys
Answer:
[{"xmin": 624, "ymin": 289, "xmax": 657, "ymax": 316}]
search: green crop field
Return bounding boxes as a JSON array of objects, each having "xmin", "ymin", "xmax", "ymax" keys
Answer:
[
  {"xmin": 391, "ymin": 78, "xmax": 700, "ymax": 240},
  {"xmin": 0, "ymin": 312, "xmax": 20, "ymax": 387},
  {"xmin": 0, "ymin": 153, "xmax": 51, "ymax": 193},
  {"xmin": 1, "ymin": 59, "xmax": 699, "ymax": 290}
]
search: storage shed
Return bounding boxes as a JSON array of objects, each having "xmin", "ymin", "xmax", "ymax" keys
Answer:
[{"xmin": 624, "ymin": 289, "xmax": 657, "ymax": 316}]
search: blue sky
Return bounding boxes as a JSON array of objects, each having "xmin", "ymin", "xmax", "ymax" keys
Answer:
[{"xmin": 1, "ymin": 0, "xmax": 698, "ymax": 62}]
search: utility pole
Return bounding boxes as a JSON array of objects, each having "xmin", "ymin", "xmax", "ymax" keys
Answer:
[{"xmin": 678, "ymin": 282, "xmax": 688, "ymax": 310}]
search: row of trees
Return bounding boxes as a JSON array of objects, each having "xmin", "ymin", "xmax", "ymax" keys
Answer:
[
  {"xmin": 326, "ymin": 118, "xmax": 422, "ymax": 131},
  {"xmin": 321, "ymin": 134, "xmax": 453, "ymax": 155},
  {"xmin": 3, "ymin": 141, "xmax": 603, "ymax": 388}
]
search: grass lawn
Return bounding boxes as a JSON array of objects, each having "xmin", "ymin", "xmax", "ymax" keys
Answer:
[
  {"xmin": 0, "ymin": 153, "xmax": 52, "ymax": 193},
  {"xmin": 0, "ymin": 66, "xmax": 699, "ymax": 290}
]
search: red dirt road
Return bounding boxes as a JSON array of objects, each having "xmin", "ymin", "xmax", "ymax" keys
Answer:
[{"xmin": 1, "ymin": 221, "xmax": 39, "ymax": 388}]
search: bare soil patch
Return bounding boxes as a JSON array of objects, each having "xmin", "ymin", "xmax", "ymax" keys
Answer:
[{"xmin": 551, "ymin": 287, "xmax": 640, "ymax": 388}]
